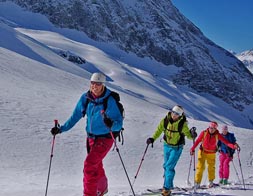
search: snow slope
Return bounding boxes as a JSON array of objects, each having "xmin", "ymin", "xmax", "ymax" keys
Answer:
[{"xmin": 0, "ymin": 2, "xmax": 253, "ymax": 196}]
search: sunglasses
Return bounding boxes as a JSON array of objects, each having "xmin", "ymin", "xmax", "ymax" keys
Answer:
[
  {"xmin": 209, "ymin": 127, "xmax": 216, "ymax": 130},
  {"xmin": 91, "ymin": 81, "xmax": 103, "ymax": 86},
  {"xmin": 172, "ymin": 111, "xmax": 180, "ymax": 116}
]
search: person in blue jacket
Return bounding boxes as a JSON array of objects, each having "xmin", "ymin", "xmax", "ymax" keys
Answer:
[
  {"xmin": 218, "ymin": 125, "xmax": 237, "ymax": 185},
  {"xmin": 51, "ymin": 72, "xmax": 123, "ymax": 196}
]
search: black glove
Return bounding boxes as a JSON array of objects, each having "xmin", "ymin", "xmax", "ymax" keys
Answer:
[
  {"xmin": 104, "ymin": 117, "xmax": 113, "ymax": 128},
  {"xmin": 146, "ymin": 137, "xmax": 154, "ymax": 145},
  {"xmin": 51, "ymin": 125, "xmax": 61, "ymax": 135},
  {"xmin": 190, "ymin": 127, "xmax": 197, "ymax": 139}
]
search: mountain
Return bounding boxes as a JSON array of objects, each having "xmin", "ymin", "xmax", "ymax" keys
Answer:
[
  {"xmin": 1, "ymin": 5, "xmax": 253, "ymax": 196},
  {"xmin": 0, "ymin": 3, "xmax": 253, "ymax": 195},
  {"xmin": 3, "ymin": 0, "xmax": 253, "ymax": 111},
  {"xmin": 236, "ymin": 49, "xmax": 253, "ymax": 74},
  {"xmin": 1, "ymin": 35, "xmax": 253, "ymax": 196},
  {"xmin": 1, "ymin": 1, "xmax": 253, "ymax": 129}
]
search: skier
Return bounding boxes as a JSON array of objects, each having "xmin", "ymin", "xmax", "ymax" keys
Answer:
[
  {"xmin": 146, "ymin": 105, "xmax": 197, "ymax": 196},
  {"xmin": 190, "ymin": 122, "xmax": 239, "ymax": 188},
  {"xmin": 218, "ymin": 125, "xmax": 237, "ymax": 185},
  {"xmin": 50, "ymin": 73, "xmax": 123, "ymax": 196}
]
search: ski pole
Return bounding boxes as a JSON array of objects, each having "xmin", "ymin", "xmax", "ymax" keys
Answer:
[
  {"xmin": 109, "ymin": 131, "xmax": 135, "ymax": 196},
  {"xmin": 189, "ymin": 126, "xmax": 197, "ymax": 188},
  {"xmin": 45, "ymin": 120, "xmax": 58, "ymax": 196},
  {"xmin": 101, "ymin": 111, "xmax": 135, "ymax": 196},
  {"xmin": 192, "ymin": 138, "xmax": 196, "ymax": 193},
  {"xmin": 237, "ymin": 148, "xmax": 246, "ymax": 190},
  {"xmin": 132, "ymin": 144, "xmax": 150, "ymax": 187},
  {"xmin": 231, "ymin": 159, "xmax": 241, "ymax": 184},
  {"xmin": 187, "ymin": 154, "xmax": 193, "ymax": 186}
]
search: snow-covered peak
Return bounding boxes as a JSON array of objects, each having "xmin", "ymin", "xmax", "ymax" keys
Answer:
[{"xmin": 236, "ymin": 49, "xmax": 253, "ymax": 73}]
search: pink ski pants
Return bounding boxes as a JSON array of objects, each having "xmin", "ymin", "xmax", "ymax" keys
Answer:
[
  {"xmin": 83, "ymin": 137, "xmax": 113, "ymax": 196},
  {"xmin": 219, "ymin": 152, "xmax": 232, "ymax": 179}
]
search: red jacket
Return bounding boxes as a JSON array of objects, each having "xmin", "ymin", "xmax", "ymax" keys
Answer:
[{"xmin": 191, "ymin": 128, "xmax": 235, "ymax": 154}]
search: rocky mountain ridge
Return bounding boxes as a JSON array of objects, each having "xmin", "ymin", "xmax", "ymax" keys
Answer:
[{"xmin": 2, "ymin": 0, "xmax": 253, "ymax": 110}]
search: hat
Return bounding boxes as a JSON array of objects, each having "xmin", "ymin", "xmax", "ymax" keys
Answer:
[
  {"xmin": 90, "ymin": 73, "xmax": 106, "ymax": 83},
  {"xmin": 209, "ymin": 121, "xmax": 218, "ymax": 129},
  {"xmin": 222, "ymin": 125, "xmax": 228, "ymax": 131},
  {"xmin": 171, "ymin": 105, "xmax": 184, "ymax": 116}
]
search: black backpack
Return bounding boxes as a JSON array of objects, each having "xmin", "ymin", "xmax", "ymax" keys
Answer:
[
  {"xmin": 103, "ymin": 91, "xmax": 125, "ymax": 120},
  {"xmin": 163, "ymin": 112, "xmax": 187, "ymax": 146}
]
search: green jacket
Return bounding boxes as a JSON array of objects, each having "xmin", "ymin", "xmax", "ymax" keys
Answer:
[{"xmin": 152, "ymin": 113, "xmax": 193, "ymax": 145}]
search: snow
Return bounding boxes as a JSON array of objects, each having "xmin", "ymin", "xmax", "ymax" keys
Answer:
[
  {"xmin": 0, "ymin": 2, "xmax": 253, "ymax": 196},
  {"xmin": 236, "ymin": 50, "xmax": 253, "ymax": 74}
]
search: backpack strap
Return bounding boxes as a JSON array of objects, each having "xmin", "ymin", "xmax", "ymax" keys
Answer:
[
  {"xmin": 102, "ymin": 93, "xmax": 111, "ymax": 112},
  {"xmin": 163, "ymin": 113, "xmax": 169, "ymax": 130},
  {"xmin": 82, "ymin": 91, "xmax": 92, "ymax": 117}
]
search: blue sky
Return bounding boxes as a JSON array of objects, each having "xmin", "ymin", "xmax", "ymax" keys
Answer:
[{"xmin": 171, "ymin": 0, "xmax": 253, "ymax": 53}]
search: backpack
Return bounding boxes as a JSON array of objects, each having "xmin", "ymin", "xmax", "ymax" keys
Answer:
[
  {"xmin": 82, "ymin": 90, "xmax": 125, "ymax": 143},
  {"xmin": 103, "ymin": 91, "xmax": 125, "ymax": 120},
  {"xmin": 163, "ymin": 113, "xmax": 187, "ymax": 146}
]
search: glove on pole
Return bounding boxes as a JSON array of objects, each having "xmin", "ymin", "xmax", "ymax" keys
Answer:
[{"xmin": 45, "ymin": 120, "xmax": 58, "ymax": 196}]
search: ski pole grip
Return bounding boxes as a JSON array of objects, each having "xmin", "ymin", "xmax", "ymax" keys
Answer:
[{"xmin": 54, "ymin": 119, "xmax": 58, "ymax": 127}]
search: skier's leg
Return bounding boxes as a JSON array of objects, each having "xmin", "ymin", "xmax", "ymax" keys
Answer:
[
  {"xmin": 219, "ymin": 152, "xmax": 226, "ymax": 179},
  {"xmin": 206, "ymin": 153, "xmax": 216, "ymax": 182},
  {"xmin": 83, "ymin": 138, "xmax": 113, "ymax": 196},
  {"xmin": 223, "ymin": 155, "xmax": 232, "ymax": 180},
  {"xmin": 195, "ymin": 150, "xmax": 206, "ymax": 184},
  {"xmin": 163, "ymin": 144, "xmax": 183, "ymax": 190}
]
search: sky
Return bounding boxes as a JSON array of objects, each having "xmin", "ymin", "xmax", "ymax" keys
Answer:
[
  {"xmin": 0, "ymin": 2, "xmax": 253, "ymax": 196},
  {"xmin": 171, "ymin": 0, "xmax": 253, "ymax": 53}
]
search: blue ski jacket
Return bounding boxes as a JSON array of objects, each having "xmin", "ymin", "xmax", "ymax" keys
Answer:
[
  {"xmin": 60, "ymin": 87, "xmax": 123, "ymax": 135},
  {"xmin": 218, "ymin": 132, "xmax": 236, "ymax": 156}
]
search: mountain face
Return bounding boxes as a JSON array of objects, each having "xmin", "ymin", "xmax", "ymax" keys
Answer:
[
  {"xmin": 236, "ymin": 49, "xmax": 253, "ymax": 74},
  {"xmin": 3, "ymin": 0, "xmax": 253, "ymax": 110}
]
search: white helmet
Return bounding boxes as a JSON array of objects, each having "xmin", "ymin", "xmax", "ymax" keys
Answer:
[
  {"xmin": 90, "ymin": 73, "xmax": 106, "ymax": 83},
  {"xmin": 171, "ymin": 105, "xmax": 184, "ymax": 116}
]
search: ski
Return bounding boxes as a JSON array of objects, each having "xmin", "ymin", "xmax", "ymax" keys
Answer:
[
  {"xmin": 147, "ymin": 188, "xmax": 162, "ymax": 193},
  {"xmin": 189, "ymin": 183, "xmax": 220, "ymax": 190},
  {"xmin": 139, "ymin": 183, "xmax": 223, "ymax": 196},
  {"xmin": 141, "ymin": 188, "xmax": 190, "ymax": 195}
]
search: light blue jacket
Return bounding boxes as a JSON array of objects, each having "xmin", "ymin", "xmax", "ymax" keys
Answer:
[{"xmin": 60, "ymin": 87, "xmax": 123, "ymax": 135}]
